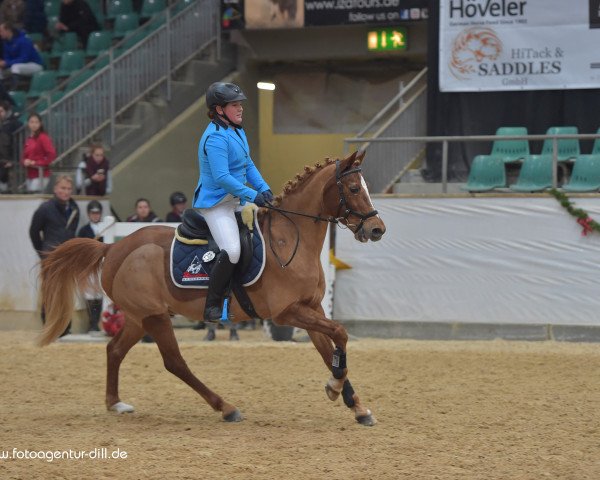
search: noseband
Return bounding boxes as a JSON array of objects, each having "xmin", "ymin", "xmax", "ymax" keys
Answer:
[
  {"xmin": 335, "ymin": 160, "xmax": 379, "ymax": 233},
  {"xmin": 264, "ymin": 159, "xmax": 379, "ymax": 267}
]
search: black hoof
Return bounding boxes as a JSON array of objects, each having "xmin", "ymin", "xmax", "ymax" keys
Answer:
[
  {"xmin": 223, "ymin": 409, "xmax": 243, "ymax": 422},
  {"xmin": 356, "ymin": 413, "xmax": 376, "ymax": 426}
]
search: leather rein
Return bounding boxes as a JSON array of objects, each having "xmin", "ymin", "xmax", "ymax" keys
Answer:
[{"xmin": 263, "ymin": 160, "xmax": 378, "ymax": 267}]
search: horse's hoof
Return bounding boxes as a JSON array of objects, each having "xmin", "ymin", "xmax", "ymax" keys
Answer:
[
  {"xmin": 355, "ymin": 410, "xmax": 376, "ymax": 427},
  {"xmin": 325, "ymin": 383, "xmax": 340, "ymax": 401},
  {"xmin": 109, "ymin": 401, "xmax": 135, "ymax": 414},
  {"xmin": 223, "ymin": 409, "xmax": 243, "ymax": 422}
]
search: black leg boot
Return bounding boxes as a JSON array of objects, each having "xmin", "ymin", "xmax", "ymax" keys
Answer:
[
  {"xmin": 87, "ymin": 299, "xmax": 103, "ymax": 332},
  {"xmin": 204, "ymin": 251, "xmax": 236, "ymax": 323}
]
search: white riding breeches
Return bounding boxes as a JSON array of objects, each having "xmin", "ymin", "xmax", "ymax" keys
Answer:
[{"xmin": 198, "ymin": 195, "xmax": 243, "ymax": 264}]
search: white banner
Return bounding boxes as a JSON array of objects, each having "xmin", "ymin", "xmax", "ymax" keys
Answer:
[{"xmin": 439, "ymin": 0, "xmax": 600, "ymax": 91}]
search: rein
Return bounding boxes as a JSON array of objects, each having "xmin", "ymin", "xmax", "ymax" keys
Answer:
[{"xmin": 264, "ymin": 160, "xmax": 378, "ymax": 268}]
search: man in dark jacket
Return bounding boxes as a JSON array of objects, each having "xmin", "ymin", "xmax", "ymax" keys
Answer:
[
  {"xmin": 29, "ymin": 175, "xmax": 80, "ymax": 258},
  {"xmin": 55, "ymin": 0, "xmax": 99, "ymax": 48},
  {"xmin": 29, "ymin": 175, "xmax": 79, "ymax": 333},
  {"xmin": 24, "ymin": 0, "xmax": 48, "ymax": 34}
]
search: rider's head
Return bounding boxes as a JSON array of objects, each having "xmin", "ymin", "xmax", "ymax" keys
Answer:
[{"xmin": 206, "ymin": 82, "xmax": 246, "ymax": 126}]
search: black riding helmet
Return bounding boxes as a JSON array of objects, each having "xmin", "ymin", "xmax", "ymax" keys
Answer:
[
  {"xmin": 169, "ymin": 191, "xmax": 187, "ymax": 206},
  {"xmin": 87, "ymin": 200, "xmax": 103, "ymax": 213},
  {"xmin": 206, "ymin": 82, "xmax": 247, "ymax": 109}
]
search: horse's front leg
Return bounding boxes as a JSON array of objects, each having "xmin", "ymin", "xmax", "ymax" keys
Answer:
[{"xmin": 274, "ymin": 304, "xmax": 376, "ymax": 426}]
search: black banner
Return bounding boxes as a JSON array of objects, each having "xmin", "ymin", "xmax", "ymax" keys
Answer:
[
  {"xmin": 590, "ymin": 0, "xmax": 600, "ymax": 28},
  {"xmin": 304, "ymin": 0, "xmax": 428, "ymax": 26}
]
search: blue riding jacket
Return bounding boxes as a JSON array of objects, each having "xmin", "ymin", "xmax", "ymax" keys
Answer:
[{"xmin": 193, "ymin": 118, "xmax": 270, "ymax": 208}]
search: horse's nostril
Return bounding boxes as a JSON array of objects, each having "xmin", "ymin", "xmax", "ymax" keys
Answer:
[{"xmin": 371, "ymin": 228, "xmax": 384, "ymax": 240}]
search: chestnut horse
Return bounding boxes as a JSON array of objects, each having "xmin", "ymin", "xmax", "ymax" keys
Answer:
[{"xmin": 39, "ymin": 151, "xmax": 386, "ymax": 425}]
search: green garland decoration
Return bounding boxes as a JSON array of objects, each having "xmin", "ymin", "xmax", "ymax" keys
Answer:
[{"xmin": 549, "ymin": 188, "xmax": 600, "ymax": 235}]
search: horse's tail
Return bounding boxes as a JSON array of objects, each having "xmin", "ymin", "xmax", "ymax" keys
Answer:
[{"xmin": 38, "ymin": 238, "xmax": 111, "ymax": 347}]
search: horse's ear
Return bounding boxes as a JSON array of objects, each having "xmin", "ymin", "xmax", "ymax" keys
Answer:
[
  {"xmin": 355, "ymin": 149, "xmax": 366, "ymax": 165},
  {"xmin": 339, "ymin": 151, "xmax": 358, "ymax": 170}
]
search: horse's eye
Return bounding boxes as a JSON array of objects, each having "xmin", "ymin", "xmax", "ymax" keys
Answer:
[{"xmin": 349, "ymin": 185, "xmax": 360, "ymax": 194}]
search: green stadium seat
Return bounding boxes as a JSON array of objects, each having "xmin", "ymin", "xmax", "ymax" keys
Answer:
[
  {"xmin": 8, "ymin": 91, "xmax": 27, "ymax": 114},
  {"xmin": 44, "ymin": 0, "xmax": 60, "ymax": 16},
  {"xmin": 86, "ymin": 0, "xmax": 105, "ymax": 24},
  {"xmin": 86, "ymin": 31, "xmax": 113, "ymax": 57},
  {"xmin": 66, "ymin": 69, "xmax": 96, "ymax": 91},
  {"xmin": 562, "ymin": 154, "xmax": 600, "ymax": 192},
  {"xmin": 173, "ymin": 0, "xmax": 194, "ymax": 14},
  {"xmin": 50, "ymin": 32, "xmax": 79, "ymax": 59},
  {"xmin": 47, "ymin": 15, "xmax": 60, "ymax": 37},
  {"xmin": 27, "ymin": 71, "xmax": 58, "ymax": 98},
  {"xmin": 34, "ymin": 91, "xmax": 65, "ymax": 113},
  {"xmin": 461, "ymin": 155, "xmax": 506, "ymax": 192},
  {"xmin": 540, "ymin": 126, "xmax": 580, "ymax": 161},
  {"xmin": 121, "ymin": 28, "xmax": 147, "ymax": 49},
  {"xmin": 113, "ymin": 13, "xmax": 140, "ymax": 39},
  {"xmin": 107, "ymin": 0, "xmax": 133, "ymax": 20},
  {"xmin": 590, "ymin": 127, "xmax": 600, "ymax": 155},
  {"xmin": 509, "ymin": 154, "xmax": 553, "ymax": 192},
  {"xmin": 38, "ymin": 51, "xmax": 51, "ymax": 70},
  {"xmin": 490, "ymin": 127, "xmax": 529, "ymax": 163},
  {"xmin": 57, "ymin": 50, "xmax": 86, "ymax": 77},
  {"xmin": 141, "ymin": 0, "xmax": 167, "ymax": 17}
]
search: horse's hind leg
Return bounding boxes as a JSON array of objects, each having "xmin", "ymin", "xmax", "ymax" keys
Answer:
[
  {"xmin": 308, "ymin": 330, "xmax": 376, "ymax": 426},
  {"xmin": 141, "ymin": 313, "xmax": 242, "ymax": 422},
  {"xmin": 106, "ymin": 316, "xmax": 144, "ymax": 413}
]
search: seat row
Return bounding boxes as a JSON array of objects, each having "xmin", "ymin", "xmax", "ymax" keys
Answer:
[{"xmin": 462, "ymin": 126, "xmax": 600, "ymax": 192}]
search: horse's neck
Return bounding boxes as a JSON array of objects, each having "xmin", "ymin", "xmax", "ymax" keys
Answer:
[{"xmin": 273, "ymin": 166, "xmax": 335, "ymax": 251}]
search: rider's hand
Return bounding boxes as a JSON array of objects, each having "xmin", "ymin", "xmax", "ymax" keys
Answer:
[
  {"xmin": 253, "ymin": 192, "xmax": 267, "ymax": 207},
  {"xmin": 262, "ymin": 190, "xmax": 274, "ymax": 202}
]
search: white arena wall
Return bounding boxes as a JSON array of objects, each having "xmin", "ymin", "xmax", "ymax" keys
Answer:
[
  {"xmin": 4, "ymin": 195, "xmax": 600, "ymax": 340},
  {"xmin": 333, "ymin": 195, "xmax": 600, "ymax": 341}
]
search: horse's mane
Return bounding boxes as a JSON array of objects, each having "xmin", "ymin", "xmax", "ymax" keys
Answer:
[{"xmin": 272, "ymin": 157, "xmax": 340, "ymax": 206}]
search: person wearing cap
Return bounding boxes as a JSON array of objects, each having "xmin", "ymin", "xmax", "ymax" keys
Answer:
[
  {"xmin": 77, "ymin": 199, "xmax": 104, "ymax": 333},
  {"xmin": 77, "ymin": 199, "xmax": 104, "ymax": 240},
  {"xmin": 193, "ymin": 82, "xmax": 273, "ymax": 328},
  {"xmin": 166, "ymin": 191, "xmax": 187, "ymax": 223}
]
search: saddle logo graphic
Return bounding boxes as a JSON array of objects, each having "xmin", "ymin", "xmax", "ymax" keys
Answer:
[
  {"xmin": 449, "ymin": 27, "xmax": 502, "ymax": 80},
  {"xmin": 182, "ymin": 255, "xmax": 209, "ymax": 282}
]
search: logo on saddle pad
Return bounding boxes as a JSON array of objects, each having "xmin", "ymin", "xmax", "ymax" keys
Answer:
[{"xmin": 181, "ymin": 255, "xmax": 209, "ymax": 282}]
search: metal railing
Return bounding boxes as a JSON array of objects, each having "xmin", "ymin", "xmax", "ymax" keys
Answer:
[
  {"xmin": 344, "ymin": 67, "xmax": 428, "ymax": 193},
  {"xmin": 11, "ymin": 0, "xmax": 219, "ymax": 193},
  {"xmin": 343, "ymin": 133, "xmax": 600, "ymax": 193}
]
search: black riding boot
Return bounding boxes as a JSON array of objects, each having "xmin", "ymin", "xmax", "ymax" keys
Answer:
[
  {"xmin": 204, "ymin": 251, "xmax": 236, "ymax": 323},
  {"xmin": 86, "ymin": 299, "xmax": 103, "ymax": 332}
]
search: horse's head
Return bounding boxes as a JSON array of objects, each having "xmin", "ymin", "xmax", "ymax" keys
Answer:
[{"xmin": 331, "ymin": 151, "xmax": 386, "ymax": 243}]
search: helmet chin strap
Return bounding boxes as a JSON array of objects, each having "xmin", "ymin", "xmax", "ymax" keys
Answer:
[{"xmin": 217, "ymin": 110, "xmax": 242, "ymax": 129}]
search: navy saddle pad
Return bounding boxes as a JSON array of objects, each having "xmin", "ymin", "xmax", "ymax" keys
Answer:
[{"xmin": 169, "ymin": 210, "xmax": 266, "ymax": 289}]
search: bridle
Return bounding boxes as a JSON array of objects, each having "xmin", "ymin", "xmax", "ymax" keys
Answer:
[{"xmin": 264, "ymin": 160, "xmax": 378, "ymax": 267}]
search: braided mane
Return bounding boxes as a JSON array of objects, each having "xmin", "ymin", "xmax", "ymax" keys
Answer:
[{"xmin": 272, "ymin": 157, "xmax": 338, "ymax": 206}]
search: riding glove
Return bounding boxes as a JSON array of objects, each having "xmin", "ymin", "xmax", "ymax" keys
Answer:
[
  {"xmin": 262, "ymin": 190, "xmax": 274, "ymax": 202},
  {"xmin": 253, "ymin": 192, "xmax": 267, "ymax": 207}
]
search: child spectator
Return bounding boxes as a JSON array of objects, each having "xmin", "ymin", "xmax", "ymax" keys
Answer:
[
  {"xmin": 76, "ymin": 143, "xmax": 112, "ymax": 196},
  {"xmin": 166, "ymin": 191, "xmax": 187, "ymax": 222}
]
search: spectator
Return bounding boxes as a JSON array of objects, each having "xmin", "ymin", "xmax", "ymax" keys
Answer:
[
  {"xmin": 55, "ymin": 0, "xmax": 99, "ymax": 48},
  {"xmin": 76, "ymin": 143, "xmax": 112, "ymax": 196},
  {"xmin": 0, "ymin": 100, "xmax": 21, "ymax": 193},
  {"xmin": 126, "ymin": 198, "xmax": 162, "ymax": 222},
  {"xmin": 77, "ymin": 199, "xmax": 104, "ymax": 333},
  {"xmin": 29, "ymin": 174, "xmax": 79, "ymax": 257},
  {"xmin": 0, "ymin": 0, "xmax": 25, "ymax": 30},
  {"xmin": 29, "ymin": 175, "xmax": 79, "ymax": 333},
  {"xmin": 21, "ymin": 112, "xmax": 56, "ymax": 193},
  {"xmin": 23, "ymin": 0, "xmax": 48, "ymax": 35},
  {"xmin": 0, "ymin": 21, "xmax": 43, "ymax": 79},
  {"xmin": 166, "ymin": 191, "xmax": 187, "ymax": 222}
]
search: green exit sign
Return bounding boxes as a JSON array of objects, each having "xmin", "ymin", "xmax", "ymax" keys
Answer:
[{"xmin": 367, "ymin": 27, "xmax": 407, "ymax": 52}]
